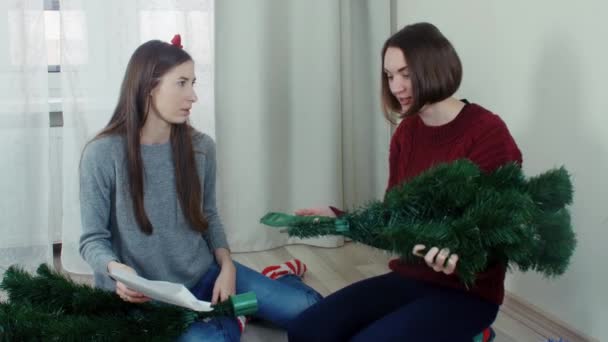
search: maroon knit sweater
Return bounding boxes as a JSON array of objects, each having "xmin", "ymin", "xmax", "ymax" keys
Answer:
[{"xmin": 386, "ymin": 102, "xmax": 522, "ymax": 305}]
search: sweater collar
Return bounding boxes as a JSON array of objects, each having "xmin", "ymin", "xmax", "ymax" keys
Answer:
[{"xmin": 414, "ymin": 102, "xmax": 480, "ymax": 145}]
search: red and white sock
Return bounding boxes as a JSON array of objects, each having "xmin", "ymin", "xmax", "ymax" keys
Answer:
[
  {"xmin": 261, "ymin": 258, "xmax": 307, "ymax": 280},
  {"xmin": 236, "ymin": 315, "xmax": 248, "ymax": 333}
]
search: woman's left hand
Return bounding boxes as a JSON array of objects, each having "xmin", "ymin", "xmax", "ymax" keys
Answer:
[
  {"xmin": 212, "ymin": 261, "xmax": 236, "ymax": 304},
  {"xmin": 413, "ymin": 244, "xmax": 459, "ymax": 275}
]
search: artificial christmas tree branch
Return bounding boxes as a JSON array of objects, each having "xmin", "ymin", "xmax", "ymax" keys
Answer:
[
  {"xmin": 0, "ymin": 264, "xmax": 257, "ymax": 341},
  {"xmin": 261, "ymin": 159, "xmax": 576, "ymax": 285}
]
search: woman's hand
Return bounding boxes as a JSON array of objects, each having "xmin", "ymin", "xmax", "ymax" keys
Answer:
[
  {"xmin": 412, "ymin": 245, "xmax": 459, "ymax": 275},
  {"xmin": 212, "ymin": 248, "xmax": 236, "ymax": 304},
  {"xmin": 108, "ymin": 261, "xmax": 150, "ymax": 303},
  {"xmin": 212, "ymin": 261, "xmax": 236, "ymax": 304},
  {"xmin": 294, "ymin": 207, "xmax": 336, "ymax": 217}
]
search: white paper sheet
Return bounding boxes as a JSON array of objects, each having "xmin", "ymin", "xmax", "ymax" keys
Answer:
[{"xmin": 109, "ymin": 269, "xmax": 213, "ymax": 312}]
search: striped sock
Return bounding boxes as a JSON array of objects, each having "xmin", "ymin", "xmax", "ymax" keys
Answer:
[
  {"xmin": 236, "ymin": 315, "xmax": 248, "ymax": 333},
  {"xmin": 261, "ymin": 258, "xmax": 307, "ymax": 280}
]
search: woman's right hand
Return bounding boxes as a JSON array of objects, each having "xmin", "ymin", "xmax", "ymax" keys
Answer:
[
  {"xmin": 108, "ymin": 261, "xmax": 150, "ymax": 303},
  {"xmin": 294, "ymin": 207, "xmax": 336, "ymax": 217}
]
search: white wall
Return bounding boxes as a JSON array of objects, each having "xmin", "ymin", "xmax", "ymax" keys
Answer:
[{"xmin": 396, "ymin": 0, "xmax": 608, "ymax": 340}]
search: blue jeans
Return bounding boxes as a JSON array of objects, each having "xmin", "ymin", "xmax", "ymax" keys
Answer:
[
  {"xmin": 288, "ymin": 272, "xmax": 499, "ymax": 342},
  {"xmin": 177, "ymin": 261, "xmax": 322, "ymax": 342}
]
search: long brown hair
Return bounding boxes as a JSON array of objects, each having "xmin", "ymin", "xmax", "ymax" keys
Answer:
[
  {"xmin": 381, "ymin": 23, "xmax": 462, "ymax": 124},
  {"xmin": 95, "ymin": 40, "xmax": 208, "ymax": 235}
]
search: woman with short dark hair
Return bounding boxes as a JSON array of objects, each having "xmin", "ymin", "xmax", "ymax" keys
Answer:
[{"xmin": 288, "ymin": 23, "xmax": 521, "ymax": 341}]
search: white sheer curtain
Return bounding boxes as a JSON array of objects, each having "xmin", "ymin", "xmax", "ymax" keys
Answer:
[
  {"xmin": 60, "ymin": 0, "xmax": 393, "ymax": 270},
  {"xmin": 0, "ymin": 0, "xmax": 51, "ymax": 276},
  {"xmin": 60, "ymin": 0, "xmax": 215, "ymax": 274},
  {"xmin": 216, "ymin": 0, "xmax": 392, "ymax": 251}
]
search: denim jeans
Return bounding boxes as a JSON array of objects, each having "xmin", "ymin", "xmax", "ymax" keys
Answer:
[
  {"xmin": 288, "ymin": 272, "xmax": 498, "ymax": 342},
  {"xmin": 177, "ymin": 261, "xmax": 322, "ymax": 342}
]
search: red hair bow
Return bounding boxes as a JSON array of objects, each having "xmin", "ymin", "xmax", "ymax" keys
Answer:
[{"xmin": 171, "ymin": 34, "xmax": 183, "ymax": 48}]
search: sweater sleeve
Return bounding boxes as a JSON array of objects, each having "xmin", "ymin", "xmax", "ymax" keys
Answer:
[
  {"xmin": 198, "ymin": 134, "xmax": 230, "ymax": 251},
  {"xmin": 78, "ymin": 140, "xmax": 119, "ymax": 275},
  {"xmin": 467, "ymin": 115, "xmax": 522, "ymax": 172}
]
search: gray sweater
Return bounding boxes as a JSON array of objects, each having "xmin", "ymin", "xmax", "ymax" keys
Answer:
[{"xmin": 79, "ymin": 131, "xmax": 229, "ymax": 291}]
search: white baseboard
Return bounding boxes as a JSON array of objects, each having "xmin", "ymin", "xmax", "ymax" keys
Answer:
[{"xmin": 502, "ymin": 291, "xmax": 599, "ymax": 342}]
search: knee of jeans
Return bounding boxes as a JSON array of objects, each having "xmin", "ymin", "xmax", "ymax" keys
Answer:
[
  {"xmin": 271, "ymin": 291, "xmax": 322, "ymax": 329},
  {"xmin": 177, "ymin": 318, "xmax": 240, "ymax": 342},
  {"xmin": 293, "ymin": 290, "xmax": 322, "ymax": 315},
  {"xmin": 284, "ymin": 291, "xmax": 323, "ymax": 321},
  {"xmin": 304, "ymin": 288, "xmax": 323, "ymax": 305}
]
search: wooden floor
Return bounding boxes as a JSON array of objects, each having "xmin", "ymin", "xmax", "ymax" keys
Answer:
[
  {"xmin": 231, "ymin": 242, "xmax": 547, "ymax": 342},
  {"xmin": 48, "ymin": 243, "xmax": 547, "ymax": 341}
]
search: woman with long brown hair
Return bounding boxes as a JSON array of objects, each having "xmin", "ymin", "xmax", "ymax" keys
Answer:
[{"xmin": 79, "ymin": 36, "xmax": 321, "ymax": 341}]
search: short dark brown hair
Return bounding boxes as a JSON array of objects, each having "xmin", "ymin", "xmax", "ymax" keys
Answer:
[{"xmin": 381, "ymin": 22, "xmax": 462, "ymax": 124}]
